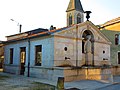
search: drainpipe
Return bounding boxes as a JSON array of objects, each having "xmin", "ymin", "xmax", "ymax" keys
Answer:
[{"xmin": 27, "ymin": 38, "xmax": 30, "ymax": 77}]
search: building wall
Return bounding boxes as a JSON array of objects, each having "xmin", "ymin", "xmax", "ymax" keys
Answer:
[
  {"xmin": 94, "ymin": 42, "xmax": 111, "ymax": 65},
  {"xmin": 0, "ymin": 45, "xmax": 4, "ymax": 56},
  {"xmin": 54, "ymin": 36, "xmax": 111, "ymax": 67},
  {"xmin": 104, "ymin": 23, "xmax": 120, "ymax": 31},
  {"xmin": 4, "ymin": 40, "xmax": 28, "ymax": 74},
  {"xmin": 53, "ymin": 22, "xmax": 111, "ymax": 67},
  {"xmin": 0, "ymin": 44, "xmax": 4, "ymax": 68},
  {"xmin": 27, "ymin": 36, "xmax": 54, "ymax": 67},
  {"xmin": 24, "ymin": 36, "xmax": 54, "ymax": 78},
  {"xmin": 54, "ymin": 36, "xmax": 82, "ymax": 67},
  {"xmin": 4, "ymin": 36, "xmax": 54, "ymax": 75},
  {"xmin": 101, "ymin": 30, "xmax": 120, "ymax": 65}
]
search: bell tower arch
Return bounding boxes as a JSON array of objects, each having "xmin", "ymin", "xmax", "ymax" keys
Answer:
[{"xmin": 66, "ymin": 0, "xmax": 84, "ymax": 26}]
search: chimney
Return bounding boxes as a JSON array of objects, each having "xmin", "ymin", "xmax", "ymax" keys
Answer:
[{"xmin": 50, "ymin": 25, "xmax": 54, "ymax": 30}]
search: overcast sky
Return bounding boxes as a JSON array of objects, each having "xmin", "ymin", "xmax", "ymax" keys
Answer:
[{"xmin": 0, "ymin": 0, "xmax": 120, "ymax": 40}]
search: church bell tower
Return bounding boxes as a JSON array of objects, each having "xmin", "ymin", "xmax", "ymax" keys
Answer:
[{"xmin": 66, "ymin": 0, "xmax": 84, "ymax": 26}]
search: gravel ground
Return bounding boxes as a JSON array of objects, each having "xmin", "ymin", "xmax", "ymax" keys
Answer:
[
  {"xmin": 0, "ymin": 72, "xmax": 55, "ymax": 90},
  {"xmin": 0, "ymin": 73, "xmax": 34, "ymax": 90},
  {"xmin": 0, "ymin": 71, "xmax": 120, "ymax": 90}
]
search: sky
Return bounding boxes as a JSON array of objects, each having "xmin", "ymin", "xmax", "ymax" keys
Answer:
[{"xmin": 0, "ymin": 0, "xmax": 120, "ymax": 41}]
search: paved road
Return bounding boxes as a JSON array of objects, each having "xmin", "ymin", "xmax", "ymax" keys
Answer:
[
  {"xmin": 97, "ymin": 83, "xmax": 120, "ymax": 90},
  {"xmin": 65, "ymin": 76, "xmax": 120, "ymax": 90},
  {"xmin": 65, "ymin": 80, "xmax": 111, "ymax": 90}
]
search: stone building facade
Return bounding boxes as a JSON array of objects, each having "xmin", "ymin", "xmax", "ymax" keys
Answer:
[{"xmin": 4, "ymin": 0, "xmax": 112, "ymax": 82}]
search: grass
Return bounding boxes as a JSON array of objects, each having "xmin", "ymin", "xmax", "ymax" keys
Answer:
[{"xmin": 30, "ymin": 82, "xmax": 56, "ymax": 90}]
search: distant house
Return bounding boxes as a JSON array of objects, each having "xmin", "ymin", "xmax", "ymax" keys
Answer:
[
  {"xmin": 100, "ymin": 17, "xmax": 120, "ymax": 31},
  {"xmin": 100, "ymin": 17, "xmax": 120, "ymax": 66},
  {"xmin": 4, "ymin": 0, "xmax": 112, "ymax": 81},
  {"xmin": 101, "ymin": 30, "xmax": 120, "ymax": 65},
  {"xmin": 0, "ymin": 41, "xmax": 4, "ymax": 68}
]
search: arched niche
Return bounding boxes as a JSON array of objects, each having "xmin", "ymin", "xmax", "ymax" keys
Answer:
[{"xmin": 82, "ymin": 30, "xmax": 94, "ymax": 54}]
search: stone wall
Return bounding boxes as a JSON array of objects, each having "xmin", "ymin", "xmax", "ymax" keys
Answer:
[
  {"xmin": 24, "ymin": 66, "xmax": 64, "ymax": 82},
  {"xmin": 94, "ymin": 42, "xmax": 111, "ymax": 66},
  {"xmin": 104, "ymin": 23, "xmax": 120, "ymax": 31},
  {"xmin": 64, "ymin": 67, "xmax": 113, "ymax": 82},
  {"xmin": 54, "ymin": 35, "xmax": 82, "ymax": 67},
  {"xmin": 25, "ymin": 67, "xmax": 113, "ymax": 83},
  {"xmin": 112, "ymin": 66, "xmax": 120, "ymax": 75},
  {"xmin": 3, "ymin": 64, "xmax": 20, "ymax": 74},
  {"xmin": 54, "ymin": 22, "xmax": 111, "ymax": 67}
]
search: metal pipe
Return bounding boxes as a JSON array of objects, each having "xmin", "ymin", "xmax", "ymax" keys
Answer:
[
  {"xmin": 19, "ymin": 24, "xmax": 22, "ymax": 33},
  {"xmin": 27, "ymin": 38, "xmax": 30, "ymax": 77},
  {"xmin": 10, "ymin": 19, "xmax": 22, "ymax": 33}
]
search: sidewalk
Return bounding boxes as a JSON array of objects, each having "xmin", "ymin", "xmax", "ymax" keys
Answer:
[{"xmin": 65, "ymin": 80, "xmax": 111, "ymax": 90}]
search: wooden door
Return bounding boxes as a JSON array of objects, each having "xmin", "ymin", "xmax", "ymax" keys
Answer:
[{"xmin": 20, "ymin": 47, "xmax": 26, "ymax": 75}]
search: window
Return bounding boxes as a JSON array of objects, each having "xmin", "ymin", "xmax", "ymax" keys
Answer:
[
  {"xmin": 103, "ymin": 51, "xmax": 105, "ymax": 54},
  {"xmin": 82, "ymin": 41, "xmax": 85, "ymax": 53},
  {"xmin": 118, "ymin": 52, "xmax": 120, "ymax": 64},
  {"xmin": 20, "ymin": 47, "xmax": 26, "ymax": 63},
  {"xmin": 69, "ymin": 14, "xmax": 72, "ymax": 25},
  {"xmin": 77, "ymin": 13, "xmax": 81, "ymax": 24},
  {"xmin": 115, "ymin": 34, "xmax": 119, "ymax": 45},
  {"xmin": 103, "ymin": 58, "xmax": 108, "ymax": 60},
  {"xmin": 10, "ymin": 48, "xmax": 14, "ymax": 64},
  {"xmin": 35, "ymin": 45, "xmax": 42, "ymax": 66},
  {"xmin": 64, "ymin": 47, "xmax": 67, "ymax": 51}
]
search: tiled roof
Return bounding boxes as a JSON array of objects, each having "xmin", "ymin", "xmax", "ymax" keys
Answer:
[
  {"xmin": 5, "ymin": 25, "xmax": 72, "ymax": 43},
  {"xmin": 6, "ymin": 28, "xmax": 48, "ymax": 37},
  {"xmin": 101, "ymin": 17, "xmax": 120, "ymax": 27}
]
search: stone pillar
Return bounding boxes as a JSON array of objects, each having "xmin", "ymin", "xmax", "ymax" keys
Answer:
[{"xmin": 57, "ymin": 77, "xmax": 64, "ymax": 90}]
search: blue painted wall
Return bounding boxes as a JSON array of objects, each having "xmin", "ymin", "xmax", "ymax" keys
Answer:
[
  {"xmin": 29, "ymin": 36, "xmax": 54, "ymax": 67},
  {"xmin": 4, "ymin": 36, "xmax": 54, "ymax": 74},
  {"xmin": 4, "ymin": 40, "xmax": 28, "ymax": 65}
]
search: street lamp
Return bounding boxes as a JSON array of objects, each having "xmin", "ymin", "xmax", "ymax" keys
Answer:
[{"xmin": 10, "ymin": 19, "xmax": 22, "ymax": 33}]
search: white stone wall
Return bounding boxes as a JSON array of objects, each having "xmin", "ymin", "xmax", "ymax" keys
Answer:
[
  {"xmin": 94, "ymin": 42, "xmax": 111, "ymax": 65},
  {"xmin": 54, "ymin": 21, "xmax": 111, "ymax": 67},
  {"xmin": 54, "ymin": 36, "xmax": 82, "ymax": 67}
]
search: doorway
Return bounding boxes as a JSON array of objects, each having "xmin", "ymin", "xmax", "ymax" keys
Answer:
[
  {"xmin": 20, "ymin": 47, "xmax": 26, "ymax": 75},
  {"xmin": 118, "ymin": 52, "xmax": 120, "ymax": 64}
]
